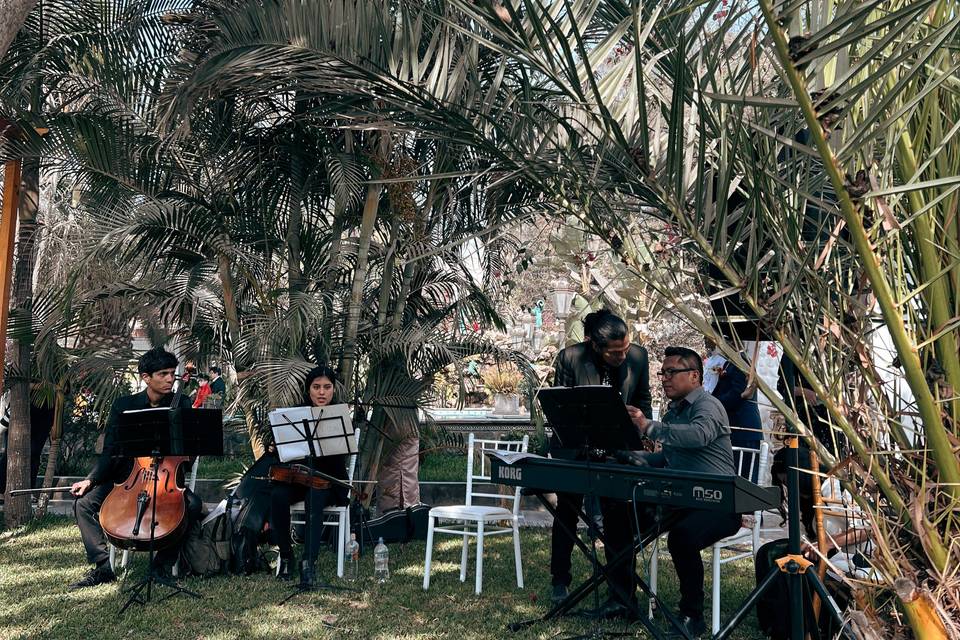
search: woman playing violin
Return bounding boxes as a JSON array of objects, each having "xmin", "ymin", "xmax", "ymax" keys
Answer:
[{"xmin": 269, "ymin": 365, "xmax": 350, "ymax": 584}]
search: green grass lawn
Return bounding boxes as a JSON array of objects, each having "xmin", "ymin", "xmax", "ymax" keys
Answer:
[{"xmin": 0, "ymin": 516, "xmax": 767, "ymax": 640}]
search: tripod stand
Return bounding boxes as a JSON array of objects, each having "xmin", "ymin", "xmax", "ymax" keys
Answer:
[
  {"xmin": 119, "ymin": 450, "xmax": 201, "ymax": 614},
  {"xmin": 713, "ymin": 437, "xmax": 855, "ymax": 640}
]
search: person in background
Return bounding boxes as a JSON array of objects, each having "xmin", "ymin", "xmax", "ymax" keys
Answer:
[
  {"xmin": 192, "ymin": 375, "xmax": 212, "ymax": 409},
  {"xmin": 208, "ymin": 366, "xmax": 226, "ymax": 397},
  {"xmin": 770, "ymin": 447, "xmax": 872, "ymax": 577},
  {"xmin": 702, "ymin": 336, "xmax": 762, "ymax": 449}
]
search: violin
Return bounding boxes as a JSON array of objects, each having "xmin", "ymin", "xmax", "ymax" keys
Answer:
[
  {"xmin": 269, "ymin": 463, "xmax": 331, "ymax": 491},
  {"xmin": 99, "ymin": 455, "xmax": 192, "ymax": 551}
]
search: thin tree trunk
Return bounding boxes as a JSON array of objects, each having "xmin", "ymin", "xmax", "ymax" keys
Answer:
[
  {"xmin": 286, "ymin": 100, "xmax": 308, "ymax": 293},
  {"xmin": 319, "ymin": 211, "xmax": 345, "ymax": 356},
  {"xmin": 218, "ymin": 251, "xmax": 240, "ymax": 350},
  {"xmin": 35, "ymin": 388, "xmax": 63, "ymax": 517},
  {"xmin": 3, "ymin": 157, "xmax": 40, "ymax": 527},
  {"xmin": 0, "ymin": 0, "xmax": 38, "ymax": 62},
  {"xmin": 390, "ymin": 261, "xmax": 416, "ymax": 330},
  {"xmin": 340, "ymin": 180, "xmax": 384, "ymax": 396},
  {"xmin": 375, "ymin": 215, "xmax": 401, "ymax": 328}
]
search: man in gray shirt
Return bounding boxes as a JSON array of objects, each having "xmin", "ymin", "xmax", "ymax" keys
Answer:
[{"xmin": 625, "ymin": 346, "xmax": 741, "ymax": 639}]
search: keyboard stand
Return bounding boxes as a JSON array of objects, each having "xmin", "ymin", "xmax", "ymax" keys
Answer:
[{"xmin": 507, "ymin": 492, "xmax": 693, "ymax": 640}]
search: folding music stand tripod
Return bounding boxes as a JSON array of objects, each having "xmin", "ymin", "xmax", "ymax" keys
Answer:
[
  {"xmin": 114, "ymin": 406, "xmax": 223, "ymax": 614},
  {"xmin": 508, "ymin": 386, "xmax": 688, "ymax": 640},
  {"xmin": 269, "ymin": 404, "xmax": 358, "ymax": 605},
  {"xmin": 713, "ymin": 437, "xmax": 855, "ymax": 640}
]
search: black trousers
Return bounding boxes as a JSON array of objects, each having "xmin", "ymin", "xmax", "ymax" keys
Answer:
[
  {"xmin": 269, "ymin": 483, "xmax": 334, "ymax": 564},
  {"xmin": 74, "ymin": 483, "xmax": 202, "ymax": 568},
  {"xmin": 550, "ymin": 492, "xmax": 634, "ymax": 598},
  {"xmin": 662, "ymin": 509, "xmax": 742, "ymax": 618}
]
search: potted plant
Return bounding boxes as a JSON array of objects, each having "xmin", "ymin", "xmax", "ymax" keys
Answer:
[{"xmin": 480, "ymin": 363, "xmax": 523, "ymax": 415}]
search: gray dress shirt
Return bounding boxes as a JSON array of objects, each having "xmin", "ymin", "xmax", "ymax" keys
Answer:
[{"xmin": 644, "ymin": 386, "xmax": 735, "ymax": 475}]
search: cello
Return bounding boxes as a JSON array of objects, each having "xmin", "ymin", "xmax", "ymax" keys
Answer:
[{"xmin": 98, "ymin": 388, "xmax": 192, "ymax": 552}]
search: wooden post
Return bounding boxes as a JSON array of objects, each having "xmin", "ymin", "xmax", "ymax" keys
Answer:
[{"xmin": 0, "ymin": 159, "xmax": 22, "ymax": 392}]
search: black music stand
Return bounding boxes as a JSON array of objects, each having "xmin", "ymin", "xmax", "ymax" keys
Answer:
[
  {"xmin": 713, "ymin": 438, "xmax": 854, "ymax": 640},
  {"xmin": 524, "ymin": 387, "xmax": 674, "ymax": 640},
  {"xmin": 114, "ymin": 407, "xmax": 223, "ymax": 614},
  {"xmin": 269, "ymin": 404, "xmax": 358, "ymax": 605}
]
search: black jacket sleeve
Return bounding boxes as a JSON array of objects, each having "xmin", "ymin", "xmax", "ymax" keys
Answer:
[{"xmin": 554, "ymin": 349, "xmax": 574, "ymax": 388}]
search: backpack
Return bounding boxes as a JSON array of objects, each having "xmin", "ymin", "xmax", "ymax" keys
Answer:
[
  {"xmin": 755, "ymin": 539, "xmax": 850, "ymax": 639},
  {"xmin": 228, "ymin": 455, "xmax": 277, "ymax": 574},
  {"xmin": 180, "ymin": 497, "xmax": 235, "ymax": 576}
]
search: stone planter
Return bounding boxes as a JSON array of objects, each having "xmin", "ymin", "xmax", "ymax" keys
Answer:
[{"xmin": 492, "ymin": 392, "xmax": 520, "ymax": 415}]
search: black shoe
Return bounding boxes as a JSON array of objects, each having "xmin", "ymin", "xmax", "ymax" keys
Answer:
[
  {"xmin": 277, "ymin": 554, "xmax": 293, "ymax": 581},
  {"xmin": 551, "ymin": 584, "xmax": 569, "ymax": 604},
  {"xmin": 667, "ymin": 614, "xmax": 707, "ymax": 639},
  {"xmin": 595, "ymin": 597, "xmax": 639, "ymax": 620},
  {"xmin": 69, "ymin": 566, "xmax": 117, "ymax": 590}
]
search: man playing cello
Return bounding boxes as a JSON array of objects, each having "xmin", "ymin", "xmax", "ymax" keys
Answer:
[{"xmin": 68, "ymin": 347, "xmax": 196, "ymax": 589}]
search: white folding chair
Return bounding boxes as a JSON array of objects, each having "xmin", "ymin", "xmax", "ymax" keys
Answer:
[
  {"xmin": 422, "ymin": 432, "xmax": 527, "ymax": 595},
  {"xmin": 109, "ymin": 456, "xmax": 201, "ymax": 573},
  {"xmin": 287, "ymin": 428, "xmax": 360, "ymax": 578},
  {"xmin": 648, "ymin": 442, "xmax": 771, "ymax": 633}
]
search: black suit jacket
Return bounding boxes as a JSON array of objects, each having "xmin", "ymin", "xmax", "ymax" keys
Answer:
[
  {"xmin": 209, "ymin": 377, "xmax": 226, "ymax": 396},
  {"xmin": 553, "ymin": 342, "xmax": 653, "ymax": 417},
  {"xmin": 551, "ymin": 342, "xmax": 652, "ymax": 458},
  {"xmin": 86, "ymin": 390, "xmax": 193, "ymax": 486}
]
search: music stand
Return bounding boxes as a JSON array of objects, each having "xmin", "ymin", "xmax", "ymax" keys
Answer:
[
  {"xmin": 536, "ymin": 386, "xmax": 651, "ymax": 640},
  {"xmin": 268, "ymin": 404, "xmax": 358, "ymax": 604},
  {"xmin": 114, "ymin": 406, "xmax": 223, "ymax": 614}
]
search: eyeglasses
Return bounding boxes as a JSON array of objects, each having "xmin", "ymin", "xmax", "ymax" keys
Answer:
[{"xmin": 657, "ymin": 367, "xmax": 696, "ymax": 379}]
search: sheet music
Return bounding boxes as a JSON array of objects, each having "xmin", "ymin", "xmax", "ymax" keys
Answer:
[
  {"xmin": 486, "ymin": 450, "xmax": 544, "ymax": 465},
  {"xmin": 268, "ymin": 403, "xmax": 357, "ymax": 463}
]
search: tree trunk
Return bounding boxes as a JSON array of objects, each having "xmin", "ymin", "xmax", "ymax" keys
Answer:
[
  {"xmin": 35, "ymin": 388, "xmax": 63, "ymax": 517},
  {"xmin": 339, "ymin": 181, "xmax": 383, "ymax": 397},
  {"xmin": 3, "ymin": 158, "xmax": 39, "ymax": 527},
  {"xmin": 0, "ymin": 0, "xmax": 38, "ymax": 62},
  {"xmin": 218, "ymin": 251, "xmax": 240, "ymax": 350},
  {"xmin": 374, "ymin": 215, "xmax": 401, "ymax": 328}
]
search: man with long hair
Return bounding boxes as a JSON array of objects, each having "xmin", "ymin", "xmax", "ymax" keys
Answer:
[{"xmin": 549, "ymin": 309, "xmax": 652, "ymax": 614}]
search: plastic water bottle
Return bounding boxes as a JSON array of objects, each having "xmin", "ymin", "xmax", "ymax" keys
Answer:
[
  {"xmin": 344, "ymin": 533, "xmax": 360, "ymax": 581},
  {"xmin": 373, "ymin": 537, "xmax": 390, "ymax": 583}
]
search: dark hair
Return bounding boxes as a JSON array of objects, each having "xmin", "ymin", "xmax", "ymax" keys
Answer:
[
  {"xmin": 302, "ymin": 365, "xmax": 339, "ymax": 406},
  {"xmin": 663, "ymin": 346, "xmax": 703, "ymax": 382},
  {"xmin": 583, "ymin": 309, "xmax": 628, "ymax": 348},
  {"xmin": 209, "ymin": 366, "xmax": 221, "ymax": 376},
  {"xmin": 771, "ymin": 446, "xmax": 819, "ymax": 538},
  {"xmin": 138, "ymin": 347, "xmax": 178, "ymax": 375}
]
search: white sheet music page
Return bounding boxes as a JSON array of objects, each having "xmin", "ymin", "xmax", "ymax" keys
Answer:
[
  {"xmin": 268, "ymin": 403, "xmax": 356, "ymax": 462},
  {"xmin": 486, "ymin": 450, "xmax": 544, "ymax": 465}
]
